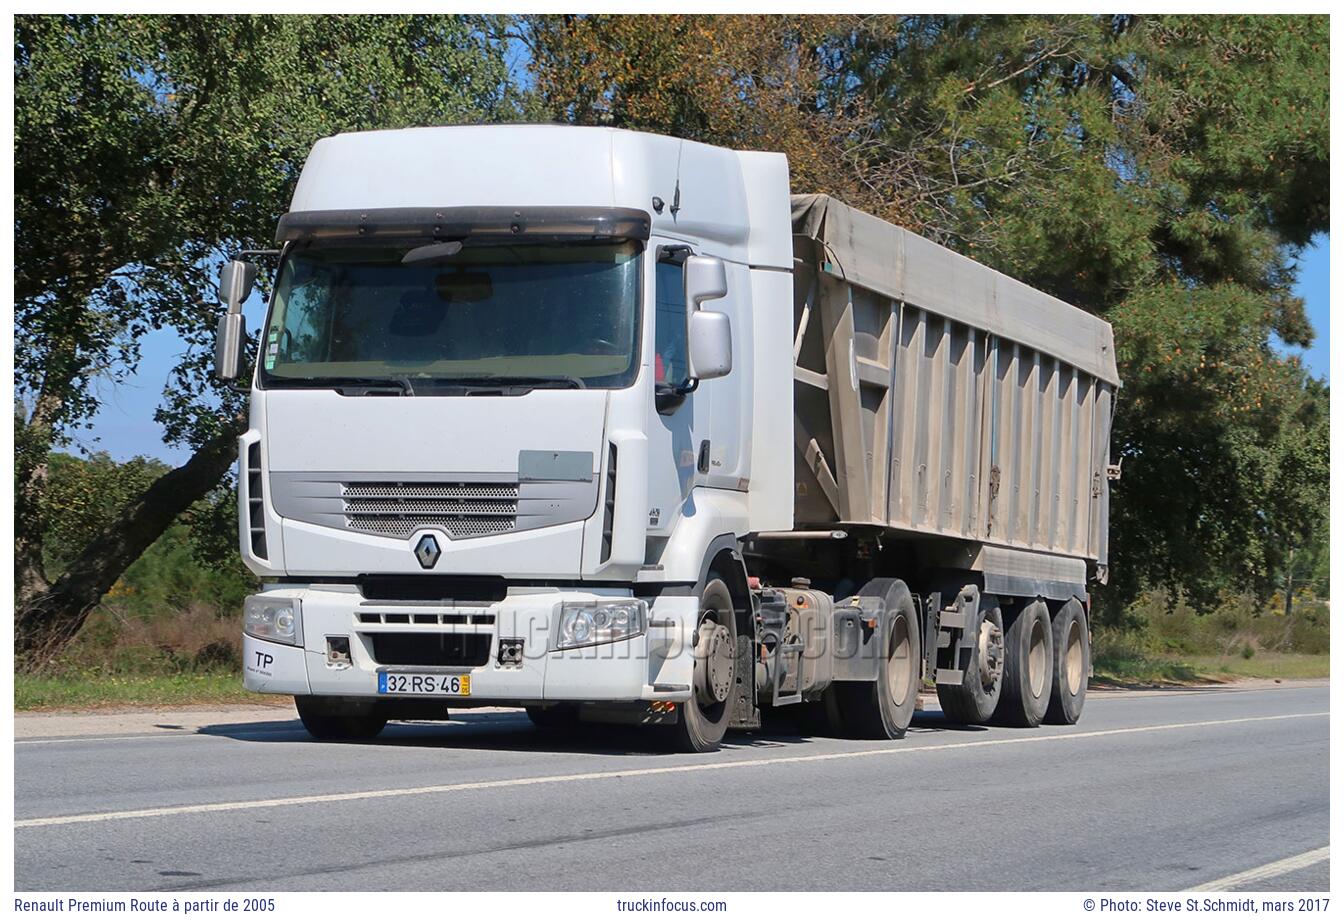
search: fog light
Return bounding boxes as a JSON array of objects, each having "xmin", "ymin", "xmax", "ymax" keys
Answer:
[{"xmin": 326, "ymin": 635, "xmax": 351, "ymax": 667}]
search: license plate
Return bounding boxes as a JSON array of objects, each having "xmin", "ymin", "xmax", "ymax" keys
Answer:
[{"xmin": 378, "ymin": 672, "xmax": 471, "ymax": 696}]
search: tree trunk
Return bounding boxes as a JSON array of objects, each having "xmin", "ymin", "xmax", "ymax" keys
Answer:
[
  {"xmin": 15, "ymin": 418, "xmax": 245, "ymax": 671},
  {"xmin": 14, "ymin": 383, "xmax": 74, "ymax": 610},
  {"xmin": 1284, "ymin": 549, "xmax": 1295, "ymax": 620}
]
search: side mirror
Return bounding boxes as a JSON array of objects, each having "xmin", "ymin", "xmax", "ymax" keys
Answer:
[
  {"xmin": 214, "ymin": 313, "xmax": 246, "ymax": 381},
  {"xmin": 684, "ymin": 255, "xmax": 727, "ymax": 308},
  {"xmin": 688, "ymin": 310, "xmax": 732, "ymax": 381},
  {"xmin": 215, "ymin": 259, "xmax": 258, "ymax": 382},
  {"xmin": 218, "ymin": 260, "xmax": 259, "ymax": 312},
  {"xmin": 683, "ymin": 255, "xmax": 730, "ymax": 381}
]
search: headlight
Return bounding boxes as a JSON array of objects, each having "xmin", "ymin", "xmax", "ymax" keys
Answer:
[
  {"xmin": 244, "ymin": 596, "xmax": 303, "ymax": 647},
  {"xmin": 555, "ymin": 599, "xmax": 647, "ymax": 650}
]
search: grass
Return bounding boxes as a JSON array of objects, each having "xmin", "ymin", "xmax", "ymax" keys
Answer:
[
  {"xmin": 14, "ymin": 671, "xmax": 270, "ymax": 711},
  {"xmin": 1181, "ymin": 652, "xmax": 1330, "ymax": 681},
  {"xmin": 13, "ymin": 601, "xmax": 263, "ymax": 711},
  {"xmin": 1091, "ymin": 651, "xmax": 1329, "ymax": 688},
  {"xmin": 1090, "ymin": 588, "xmax": 1330, "ymax": 687},
  {"xmin": 1091, "ymin": 651, "xmax": 1204, "ymax": 686}
]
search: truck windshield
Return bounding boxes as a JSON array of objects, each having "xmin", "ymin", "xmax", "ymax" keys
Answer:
[{"xmin": 261, "ymin": 240, "xmax": 641, "ymax": 390}]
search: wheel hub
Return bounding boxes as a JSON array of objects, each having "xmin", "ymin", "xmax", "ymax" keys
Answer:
[
  {"xmin": 694, "ymin": 621, "xmax": 735, "ymax": 706},
  {"xmin": 1065, "ymin": 619, "xmax": 1084, "ymax": 695},
  {"xmin": 978, "ymin": 619, "xmax": 1004, "ymax": 691}
]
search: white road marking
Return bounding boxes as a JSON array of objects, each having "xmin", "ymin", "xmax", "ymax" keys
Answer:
[
  {"xmin": 1189, "ymin": 846, "xmax": 1330, "ymax": 891},
  {"xmin": 14, "ymin": 710, "xmax": 1327, "ymax": 829}
]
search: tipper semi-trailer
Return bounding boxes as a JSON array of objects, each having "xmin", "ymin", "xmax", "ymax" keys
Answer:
[{"xmin": 215, "ymin": 125, "xmax": 1119, "ymax": 752}]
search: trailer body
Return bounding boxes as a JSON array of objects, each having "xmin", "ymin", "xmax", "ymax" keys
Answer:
[{"xmin": 789, "ymin": 194, "xmax": 1118, "ymax": 599}]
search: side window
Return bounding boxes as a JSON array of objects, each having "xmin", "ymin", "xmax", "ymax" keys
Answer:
[
  {"xmin": 267, "ymin": 259, "xmax": 328, "ymax": 366},
  {"xmin": 654, "ymin": 257, "xmax": 688, "ymax": 386}
]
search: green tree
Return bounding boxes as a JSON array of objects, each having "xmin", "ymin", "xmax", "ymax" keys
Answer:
[
  {"xmin": 40, "ymin": 451, "xmax": 256, "ymax": 618},
  {"xmin": 525, "ymin": 14, "xmax": 1329, "ymax": 616},
  {"xmin": 15, "ymin": 14, "xmax": 515, "ymax": 666}
]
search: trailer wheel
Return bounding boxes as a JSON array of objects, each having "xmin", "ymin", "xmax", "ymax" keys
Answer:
[
  {"xmin": 838, "ymin": 580, "xmax": 921, "ymax": 739},
  {"xmin": 993, "ymin": 600, "xmax": 1053, "ymax": 727},
  {"xmin": 668, "ymin": 577, "xmax": 737, "ymax": 753},
  {"xmin": 294, "ymin": 696, "xmax": 387, "ymax": 741},
  {"xmin": 936, "ymin": 600, "xmax": 1004, "ymax": 725},
  {"xmin": 1045, "ymin": 598, "xmax": 1089, "ymax": 724},
  {"xmin": 525, "ymin": 704, "xmax": 580, "ymax": 731}
]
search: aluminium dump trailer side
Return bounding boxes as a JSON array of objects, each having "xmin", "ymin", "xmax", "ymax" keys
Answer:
[{"xmin": 788, "ymin": 194, "xmax": 1119, "ymax": 585}]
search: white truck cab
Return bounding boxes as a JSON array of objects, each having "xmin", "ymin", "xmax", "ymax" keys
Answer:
[{"xmin": 221, "ymin": 126, "xmax": 795, "ymax": 750}]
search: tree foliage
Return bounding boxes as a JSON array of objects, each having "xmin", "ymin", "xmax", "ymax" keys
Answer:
[
  {"xmin": 14, "ymin": 14, "xmax": 515, "ymax": 664},
  {"xmin": 41, "ymin": 452, "xmax": 256, "ymax": 615},
  {"xmin": 525, "ymin": 14, "xmax": 1330, "ymax": 616},
  {"xmin": 14, "ymin": 15, "xmax": 1329, "ymax": 667}
]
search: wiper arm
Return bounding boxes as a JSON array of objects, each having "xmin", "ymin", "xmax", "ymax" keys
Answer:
[
  {"xmin": 270, "ymin": 375, "xmax": 415, "ymax": 395},
  {"xmin": 431, "ymin": 374, "xmax": 586, "ymax": 390}
]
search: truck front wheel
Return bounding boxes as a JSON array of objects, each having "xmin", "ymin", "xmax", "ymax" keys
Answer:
[
  {"xmin": 294, "ymin": 696, "xmax": 388, "ymax": 741},
  {"xmin": 668, "ymin": 577, "xmax": 738, "ymax": 753}
]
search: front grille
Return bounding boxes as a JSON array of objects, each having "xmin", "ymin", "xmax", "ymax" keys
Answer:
[
  {"xmin": 369, "ymin": 632, "xmax": 492, "ymax": 668},
  {"xmin": 341, "ymin": 481, "xmax": 518, "ymax": 539},
  {"xmin": 358, "ymin": 575, "xmax": 508, "ymax": 603},
  {"xmin": 358, "ymin": 612, "xmax": 496, "ymax": 626}
]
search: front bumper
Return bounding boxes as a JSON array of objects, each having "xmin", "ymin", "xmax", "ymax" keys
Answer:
[{"xmin": 242, "ymin": 585, "xmax": 696, "ymax": 703}]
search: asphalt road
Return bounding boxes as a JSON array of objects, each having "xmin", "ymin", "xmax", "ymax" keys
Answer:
[{"xmin": 14, "ymin": 683, "xmax": 1330, "ymax": 892}]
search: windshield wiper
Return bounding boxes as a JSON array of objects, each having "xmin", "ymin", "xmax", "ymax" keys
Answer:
[
  {"xmin": 269, "ymin": 375, "xmax": 415, "ymax": 396},
  {"xmin": 268, "ymin": 373, "xmax": 586, "ymax": 395},
  {"xmin": 428, "ymin": 374, "xmax": 586, "ymax": 391}
]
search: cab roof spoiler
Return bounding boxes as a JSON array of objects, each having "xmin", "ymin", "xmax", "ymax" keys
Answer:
[{"xmin": 275, "ymin": 206, "xmax": 652, "ymax": 244}]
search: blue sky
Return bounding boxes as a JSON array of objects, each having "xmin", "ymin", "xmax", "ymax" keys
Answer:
[{"xmin": 72, "ymin": 236, "xmax": 1331, "ymax": 466}]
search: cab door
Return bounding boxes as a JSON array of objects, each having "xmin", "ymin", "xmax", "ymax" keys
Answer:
[{"xmin": 644, "ymin": 242, "xmax": 707, "ymax": 536}]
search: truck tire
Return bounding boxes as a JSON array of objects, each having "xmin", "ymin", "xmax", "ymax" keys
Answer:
[
  {"xmin": 936, "ymin": 600, "xmax": 1004, "ymax": 725},
  {"xmin": 837, "ymin": 579, "xmax": 921, "ymax": 739},
  {"xmin": 793, "ymin": 689, "xmax": 846, "ymax": 737},
  {"xmin": 1045, "ymin": 598, "xmax": 1089, "ymax": 724},
  {"xmin": 668, "ymin": 577, "xmax": 737, "ymax": 753},
  {"xmin": 993, "ymin": 600, "xmax": 1053, "ymax": 727},
  {"xmin": 525, "ymin": 704, "xmax": 580, "ymax": 731},
  {"xmin": 294, "ymin": 696, "xmax": 387, "ymax": 741}
]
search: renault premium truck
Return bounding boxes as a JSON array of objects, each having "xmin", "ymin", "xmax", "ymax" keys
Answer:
[{"xmin": 215, "ymin": 125, "xmax": 1119, "ymax": 752}]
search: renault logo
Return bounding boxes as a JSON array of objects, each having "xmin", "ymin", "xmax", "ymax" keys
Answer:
[{"xmin": 413, "ymin": 534, "xmax": 441, "ymax": 569}]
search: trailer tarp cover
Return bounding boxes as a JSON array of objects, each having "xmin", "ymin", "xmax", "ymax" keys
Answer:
[{"xmin": 790, "ymin": 194, "xmax": 1119, "ymax": 386}]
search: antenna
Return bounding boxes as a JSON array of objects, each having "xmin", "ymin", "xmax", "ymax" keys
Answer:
[{"xmin": 670, "ymin": 139, "xmax": 684, "ymax": 219}]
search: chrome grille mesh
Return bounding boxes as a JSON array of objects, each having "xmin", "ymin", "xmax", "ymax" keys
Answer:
[{"xmin": 341, "ymin": 481, "xmax": 518, "ymax": 539}]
